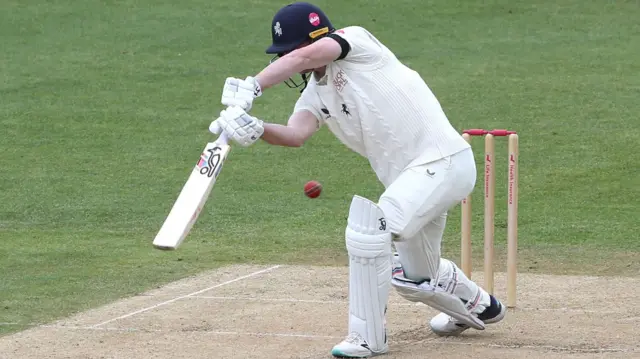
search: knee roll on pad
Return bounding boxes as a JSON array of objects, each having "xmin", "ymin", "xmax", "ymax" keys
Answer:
[
  {"xmin": 346, "ymin": 195, "xmax": 392, "ymax": 257},
  {"xmin": 345, "ymin": 195, "xmax": 392, "ymax": 352}
]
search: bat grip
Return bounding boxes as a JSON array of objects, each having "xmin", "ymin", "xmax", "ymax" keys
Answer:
[{"xmin": 217, "ymin": 132, "xmax": 229, "ymax": 145}]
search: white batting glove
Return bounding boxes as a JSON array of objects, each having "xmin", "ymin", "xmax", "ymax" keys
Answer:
[
  {"xmin": 209, "ymin": 106, "xmax": 264, "ymax": 147},
  {"xmin": 221, "ymin": 76, "xmax": 262, "ymax": 112}
]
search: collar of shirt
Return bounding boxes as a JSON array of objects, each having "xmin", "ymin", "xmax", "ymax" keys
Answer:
[{"xmin": 315, "ymin": 73, "xmax": 328, "ymax": 86}]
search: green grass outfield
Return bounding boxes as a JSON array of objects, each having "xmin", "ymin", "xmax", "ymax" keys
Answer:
[{"xmin": 1, "ymin": 0, "xmax": 638, "ymax": 335}]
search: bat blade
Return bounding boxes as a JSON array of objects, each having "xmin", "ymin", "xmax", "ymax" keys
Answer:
[{"xmin": 152, "ymin": 139, "xmax": 230, "ymax": 250}]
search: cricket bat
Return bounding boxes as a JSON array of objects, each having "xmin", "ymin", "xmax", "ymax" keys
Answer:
[{"xmin": 152, "ymin": 133, "xmax": 230, "ymax": 250}]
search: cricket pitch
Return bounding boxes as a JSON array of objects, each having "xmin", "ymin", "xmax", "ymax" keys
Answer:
[{"xmin": 1, "ymin": 264, "xmax": 638, "ymax": 358}]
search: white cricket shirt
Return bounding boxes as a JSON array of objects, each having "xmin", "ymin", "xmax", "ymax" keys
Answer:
[{"xmin": 293, "ymin": 26, "xmax": 471, "ymax": 187}]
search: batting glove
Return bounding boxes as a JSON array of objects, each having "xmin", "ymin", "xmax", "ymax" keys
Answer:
[
  {"xmin": 221, "ymin": 76, "xmax": 262, "ymax": 112},
  {"xmin": 209, "ymin": 106, "xmax": 264, "ymax": 147}
]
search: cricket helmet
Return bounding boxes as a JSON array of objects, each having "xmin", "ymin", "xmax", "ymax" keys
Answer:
[
  {"xmin": 266, "ymin": 2, "xmax": 335, "ymax": 91},
  {"xmin": 266, "ymin": 2, "xmax": 335, "ymax": 56}
]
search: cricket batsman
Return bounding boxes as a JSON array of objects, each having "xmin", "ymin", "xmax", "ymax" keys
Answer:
[{"xmin": 209, "ymin": 2, "xmax": 506, "ymax": 357}]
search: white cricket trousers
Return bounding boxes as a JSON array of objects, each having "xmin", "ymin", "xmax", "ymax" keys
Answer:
[{"xmin": 378, "ymin": 147, "xmax": 476, "ymax": 282}]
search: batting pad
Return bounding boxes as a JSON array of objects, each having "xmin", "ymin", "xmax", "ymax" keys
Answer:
[
  {"xmin": 392, "ymin": 275, "xmax": 485, "ymax": 330},
  {"xmin": 345, "ymin": 195, "xmax": 392, "ymax": 351}
]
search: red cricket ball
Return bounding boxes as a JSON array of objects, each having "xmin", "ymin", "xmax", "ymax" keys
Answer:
[{"xmin": 304, "ymin": 180, "xmax": 322, "ymax": 198}]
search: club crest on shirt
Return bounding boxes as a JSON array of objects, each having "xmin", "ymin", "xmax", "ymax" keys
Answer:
[
  {"xmin": 341, "ymin": 104, "xmax": 351, "ymax": 116},
  {"xmin": 333, "ymin": 70, "xmax": 348, "ymax": 92}
]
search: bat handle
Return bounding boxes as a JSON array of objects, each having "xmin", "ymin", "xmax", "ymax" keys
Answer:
[{"xmin": 217, "ymin": 132, "xmax": 229, "ymax": 145}]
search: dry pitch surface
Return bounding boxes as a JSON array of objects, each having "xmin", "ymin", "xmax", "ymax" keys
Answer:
[{"xmin": 1, "ymin": 264, "xmax": 638, "ymax": 359}]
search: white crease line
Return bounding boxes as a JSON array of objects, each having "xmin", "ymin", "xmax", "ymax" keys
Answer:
[
  {"xmin": 486, "ymin": 343, "xmax": 635, "ymax": 353},
  {"xmin": 26, "ymin": 325, "xmax": 640, "ymax": 352},
  {"xmin": 616, "ymin": 316, "xmax": 640, "ymax": 323},
  {"xmin": 89, "ymin": 265, "xmax": 281, "ymax": 328},
  {"xmin": 187, "ymin": 296, "xmax": 623, "ymax": 314},
  {"xmin": 484, "ymin": 343, "xmax": 632, "ymax": 353},
  {"xmin": 41, "ymin": 325, "xmax": 341, "ymax": 339},
  {"xmin": 516, "ymin": 307, "xmax": 617, "ymax": 314},
  {"xmin": 42, "ymin": 325, "xmax": 160, "ymax": 332},
  {"xmin": 191, "ymin": 296, "xmax": 355, "ymax": 305},
  {"xmin": 439, "ymin": 340, "xmax": 634, "ymax": 353},
  {"xmin": 2, "ymin": 299, "xmax": 630, "ymax": 330}
]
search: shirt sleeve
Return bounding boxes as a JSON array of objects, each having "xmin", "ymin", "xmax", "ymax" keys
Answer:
[
  {"xmin": 293, "ymin": 86, "xmax": 325, "ymax": 127},
  {"xmin": 332, "ymin": 26, "xmax": 384, "ymax": 65}
]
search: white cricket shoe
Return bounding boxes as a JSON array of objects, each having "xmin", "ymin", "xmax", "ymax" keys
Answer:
[
  {"xmin": 331, "ymin": 332, "xmax": 389, "ymax": 358},
  {"xmin": 430, "ymin": 295, "xmax": 507, "ymax": 336}
]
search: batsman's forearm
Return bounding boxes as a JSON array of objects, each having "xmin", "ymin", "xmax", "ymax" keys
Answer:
[
  {"xmin": 261, "ymin": 123, "xmax": 305, "ymax": 147},
  {"xmin": 255, "ymin": 54, "xmax": 309, "ymax": 90}
]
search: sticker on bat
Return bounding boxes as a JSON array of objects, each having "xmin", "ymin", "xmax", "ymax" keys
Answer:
[{"xmin": 197, "ymin": 146, "xmax": 223, "ymax": 178}]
